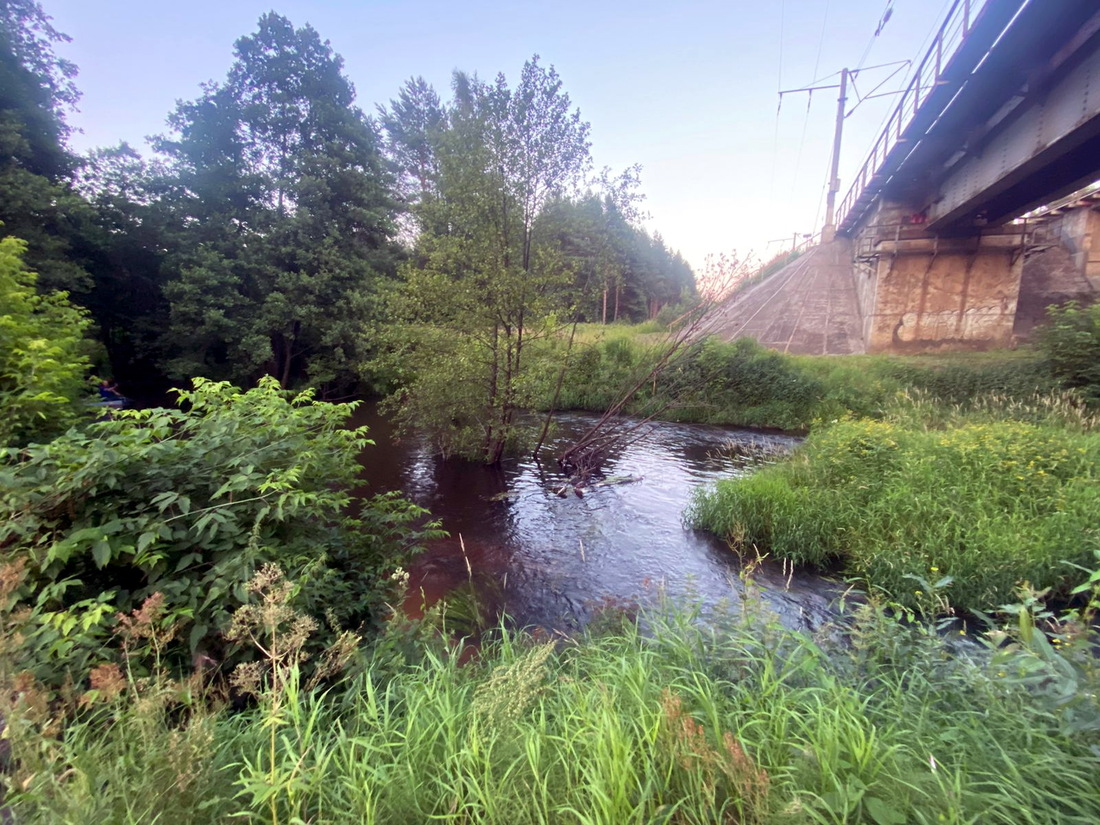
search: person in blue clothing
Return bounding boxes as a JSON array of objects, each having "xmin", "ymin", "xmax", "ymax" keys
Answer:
[{"xmin": 97, "ymin": 379, "xmax": 125, "ymax": 406}]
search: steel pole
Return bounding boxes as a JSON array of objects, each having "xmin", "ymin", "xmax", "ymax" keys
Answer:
[{"xmin": 822, "ymin": 68, "xmax": 849, "ymax": 242}]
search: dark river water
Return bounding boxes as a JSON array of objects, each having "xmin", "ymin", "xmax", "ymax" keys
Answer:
[{"xmin": 353, "ymin": 405, "xmax": 850, "ymax": 634}]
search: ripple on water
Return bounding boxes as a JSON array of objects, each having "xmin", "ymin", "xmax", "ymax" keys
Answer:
[{"xmin": 351, "ymin": 405, "xmax": 845, "ymax": 633}]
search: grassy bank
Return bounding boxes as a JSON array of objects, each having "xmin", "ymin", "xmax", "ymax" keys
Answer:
[
  {"xmin": 6, "ymin": 600, "xmax": 1099, "ymax": 825},
  {"xmin": 530, "ymin": 327, "xmax": 1059, "ymax": 432},
  {"xmin": 689, "ymin": 395, "xmax": 1100, "ymax": 614}
]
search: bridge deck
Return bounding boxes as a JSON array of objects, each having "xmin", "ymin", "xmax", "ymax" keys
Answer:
[{"xmin": 711, "ymin": 241, "xmax": 864, "ymax": 355}]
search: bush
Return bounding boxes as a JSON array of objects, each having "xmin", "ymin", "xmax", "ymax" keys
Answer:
[
  {"xmin": 659, "ymin": 337, "xmax": 825, "ymax": 429},
  {"xmin": 0, "ymin": 235, "xmax": 92, "ymax": 447},
  {"xmin": 1039, "ymin": 301, "xmax": 1100, "ymax": 401},
  {"xmin": 884, "ymin": 354, "xmax": 1059, "ymax": 406},
  {"xmin": 0, "ymin": 376, "xmax": 439, "ymax": 684}
]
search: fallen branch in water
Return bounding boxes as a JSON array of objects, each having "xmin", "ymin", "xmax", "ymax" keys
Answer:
[{"xmin": 558, "ymin": 253, "xmax": 752, "ymax": 484}]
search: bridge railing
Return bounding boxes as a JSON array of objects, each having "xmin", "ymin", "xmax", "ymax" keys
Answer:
[{"xmin": 835, "ymin": 0, "xmax": 991, "ymax": 233}]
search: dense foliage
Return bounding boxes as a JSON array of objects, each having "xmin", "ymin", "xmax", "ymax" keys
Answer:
[
  {"xmin": 371, "ymin": 61, "xmax": 695, "ymax": 462},
  {"xmin": 0, "ymin": 0, "xmax": 89, "ymax": 295},
  {"xmin": 148, "ymin": 14, "xmax": 399, "ymax": 389},
  {"xmin": 0, "ymin": 234, "xmax": 90, "ymax": 446},
  {"xmin": 1039, "ymin": 300, "xmax": 1100, "ymax": 401},
  {"xmin": 528, "ymin": 328, "xmax": 1069, "ymax": 432},
  {"xmin": 0, "ymin": 377, "xmax": 438, "ymax": 684},
  {"xmin": 381, "ymin": 58, "xmax": 591, "ymax": 462},
  {"xmin": 2, "ymin": 5, "xmax": 697, "ymax": 402}
]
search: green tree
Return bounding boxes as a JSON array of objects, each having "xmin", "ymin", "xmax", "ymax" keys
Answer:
[
  {"xmin": 1038, "ymin": 301, "xmax": 1100, "ymax": 401},
  {"xmin": 154, "ymin": 13, "xmax": 397, "ymax": 389},
  {"xmin": 377, "ymin": 75, "xmax": 446, "ymax": 218},
  {"xmin": 0, "ymin": 0, "xmax": 90, "ymax": 294},
  {"xmin": 537, "ymin": 188, "xmax": 695, "ymax": 324},
  {"xmin": 0, "ymin": 233, "xmax": 90, "ymax": 447},
  {"xmin": 388, "ymin": 57, "xmax": 591, "ymax": 463},
  {"xmin": 73, "ymin": 142, "xmax": 175, "ymax": 389}
]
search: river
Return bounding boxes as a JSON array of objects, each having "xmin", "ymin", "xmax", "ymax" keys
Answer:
[{"xmin": 353, "ymin": 404, "xmax": 850, "ymax": 634}]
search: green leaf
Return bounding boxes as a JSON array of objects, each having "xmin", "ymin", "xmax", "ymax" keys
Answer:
[
  {"xmin": 864, "ymin": 796, "xmax": 906, "ymax": 825},
  {"xmin": 91, "ymin": 539, "xmax": 112, "ymax": 568}
]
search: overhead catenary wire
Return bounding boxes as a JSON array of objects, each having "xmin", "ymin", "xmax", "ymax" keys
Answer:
[
  {"xmin": 859, "ymin": 0, "xmax": 955, "ymax": 154},
  {"xmin": 788, "ymin": 0, "xmax": 832, "ymax": 202},
  {"xmin": 769, "ymin": 0, "xmax": 786, "ymax": 197},
  {"xmin": 811, "ymin": 0, "xmax": 832, "ymax": 89},
  {"xmin": 855, "ymin": 0, "xmax": 895, "ymax": 71},
  {"xmin": 776, "ymin": 0, "xmax": 939, "ymax": 238}
]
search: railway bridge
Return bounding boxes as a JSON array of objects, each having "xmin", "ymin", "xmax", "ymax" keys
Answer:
[{"xmin": 718, "ymin": 0, "xmax": 1100, "ymax": 354}]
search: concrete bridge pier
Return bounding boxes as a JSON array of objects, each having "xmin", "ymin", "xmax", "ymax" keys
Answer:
[{"xmin": 853, "ymin": 204, "xmax": 1024, "ymax": 353}]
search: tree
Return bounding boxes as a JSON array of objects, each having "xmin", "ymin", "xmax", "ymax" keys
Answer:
[
  {"xmin": 73, "ymin": 143, "xmax": 174, "ymax": 390},
  {"xmin": 537, "ymin": 187, "xmax": 695, "ymax": 324},
  {"xmin": 377, "ymin": 76, "xmax": 446, "ymax": 220},
  {"xmin": 0, "ymin": 0, "xmax": 78, "ymax": 122},
  {"xmin": 387, "ymin": 57, "xmax": 591, "ymax": 463},
  {"xmin": 0, "ymin": 0, "xmax": 90, "ymax": 294},
  {"xmin": 0, "ymin": 234, "xmax": 90, "ymax": 447},
  {"xmin": 153, "ymin": 13, "xmax": 397, "ymax": 389}
]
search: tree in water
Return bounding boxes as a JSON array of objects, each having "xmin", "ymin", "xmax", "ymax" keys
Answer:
[{"xmin": 383, "ymin": 57, "xmax": 591, "ymax": 463}]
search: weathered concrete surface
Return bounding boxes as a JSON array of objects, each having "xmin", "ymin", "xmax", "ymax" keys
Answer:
[
  {"xmin": 860, "ymin": 234, "xmax": 1023, "ymax": 353},
  {"xmin": 709, "ymin": 240, "xmax": 865, "ymax": 355},
  {"xmin": 1015, "ymin": 203, "xmax": 1100, "ymax": 336}
]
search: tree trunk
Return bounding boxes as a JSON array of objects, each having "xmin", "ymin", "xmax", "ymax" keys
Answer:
[{"xmin": 533, "ymin": 320, "xmax": 578, "ymax": 461}]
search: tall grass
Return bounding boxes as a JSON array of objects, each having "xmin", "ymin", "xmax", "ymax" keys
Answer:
[
  {"xmin": 529, "ymin": 324, "xmax": 1063, "ymax": 433},
  {"xmin": 689, "ymin": 407, "xmax": 1100, "ymax": 613},
  {"xmin": 6, "ymin": 601, "xmax": 1099, "ymax": 824}
]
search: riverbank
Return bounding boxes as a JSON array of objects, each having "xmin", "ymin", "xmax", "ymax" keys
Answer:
[
  {"xmin": 688, "ymin": 404, "xmax": 1100, "ymax": 614},
  {"xmin": 7, "ymin": 601, "xmax": 1099, "ymax": 825},
  {"xmin": 530, "ymin": 324, "xmax": 1100, "ymax": 618},
  {"xmin": 529, "ymin": 327, "xmax": 1059, "ymax": 432}
]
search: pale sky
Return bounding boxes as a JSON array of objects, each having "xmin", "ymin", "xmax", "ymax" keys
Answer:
[{"xmin": 46, "ymin": 0, "xmax": 953, "ymax": 272}]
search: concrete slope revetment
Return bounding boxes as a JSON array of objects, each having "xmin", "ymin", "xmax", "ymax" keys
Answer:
[{"xmin": 709, "ymin": 240, "xmax": 864, "ymax": 355}]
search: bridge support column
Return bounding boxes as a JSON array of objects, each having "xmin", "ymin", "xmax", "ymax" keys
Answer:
[
  {"xmin": 1078, "ymin": 210, "xmax": 1100, "ymax": 292},
  {"xmin": 856, "ymin": 230, "xmax": 1024, "ymax": 353}
]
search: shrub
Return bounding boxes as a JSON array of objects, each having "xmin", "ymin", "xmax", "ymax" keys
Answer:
[
  {"xmin": 1038, "ymin": 300, "xmax": 1100, "ymax": 401},
  {"xmin": 659, "ymin": 337, "xmax": 825, "ymax": 429},
  {"xmin": 0, "ymin": 235, "xmax": 92, "ymax": 447},
  {"xmin": 0, "ymin": 376, "xmax": 439, "ymax": 684},
  {"xmin": 884, "ymin": 354, "xmax": 1059, "ymax": 406}
]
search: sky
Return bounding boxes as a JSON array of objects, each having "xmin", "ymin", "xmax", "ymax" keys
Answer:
[{"xmin": 45, "ymin": 0, "xmax": 956, "ymax": 273}]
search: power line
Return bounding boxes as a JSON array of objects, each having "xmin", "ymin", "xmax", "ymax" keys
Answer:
[
  {"xmin": 789, "ymin": 0, "xmax": 833, "ymax": 202},
  {"xmin": 855, "ymin": 0, "xmax": 895, "ymax": 71},
  {"xmin": 769, "ymin": 0, "xmax": 786, "ymax": 198},
  {"xmin": 811, "ymin": 0, "xmax": 832, "ymax": 85}
]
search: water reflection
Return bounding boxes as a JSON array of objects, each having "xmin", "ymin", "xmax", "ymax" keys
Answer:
[{"xmin": 352, "ymin": 404, "xmax": 847, "ymax": 633}]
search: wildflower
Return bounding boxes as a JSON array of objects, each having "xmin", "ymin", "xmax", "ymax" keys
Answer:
[{"xmin": 83, "ymin": 663, "xmax": 126, "ymax": 704}]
